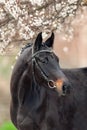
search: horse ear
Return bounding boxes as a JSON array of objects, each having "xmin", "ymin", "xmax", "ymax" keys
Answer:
[
  {"xmin": 34, "ymin": 32, "xmax": 42, "ymax": 52},
  {"xmin": 45, "ymin": 32, "xmax": 54, "ymax": 48}
]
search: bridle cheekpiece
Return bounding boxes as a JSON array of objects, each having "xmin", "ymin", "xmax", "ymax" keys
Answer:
[{"xmin": 31, "ymin": 47, "xmax": 57, "ymax": 89}]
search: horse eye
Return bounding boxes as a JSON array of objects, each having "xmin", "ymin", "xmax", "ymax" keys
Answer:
[{"xmin": 43, "ymin": 57, "xmax": 48, "ymax": 64}]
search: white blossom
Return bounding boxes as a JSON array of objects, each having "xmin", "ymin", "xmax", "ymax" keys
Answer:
[
  {"xmin": 63, "ymin": 47, "xmax": 69, "ymax": 52},
  {"xmin": 0, "ymin": 0, "xmax": 85, "ymax": 54},
  {"xmin": 30, "ymin": 0, "xmax": 44, "ymax": 6}
]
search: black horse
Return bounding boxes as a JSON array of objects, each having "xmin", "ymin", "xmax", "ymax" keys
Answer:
[{"xmin": 10, "ymin": 32, "xmax": 87, "ymax": 130}]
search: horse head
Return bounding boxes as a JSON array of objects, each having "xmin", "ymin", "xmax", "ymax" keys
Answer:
[{"xmin": 32, "ymin": 32, "xmax": 71, "ymax": 96}]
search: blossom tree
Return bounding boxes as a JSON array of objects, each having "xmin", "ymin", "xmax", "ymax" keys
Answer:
[{"xmin": 0, "ymin": 0, "xmax": 87, "ymax": 54}]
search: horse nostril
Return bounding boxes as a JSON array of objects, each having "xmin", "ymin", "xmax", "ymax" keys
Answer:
[
  {"xmin": 62, "ymin": 85, "xmax": 67, "ymax": 94},
  {"xmin": 62, "ymin": 84, "xmax": 71, "ymax": 95}
]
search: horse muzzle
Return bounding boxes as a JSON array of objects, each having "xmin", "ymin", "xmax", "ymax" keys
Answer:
[
  {"xmin": 56, "ymin": 79, "xmax": 71, "ymax": 96},
  {"xmin": 48, "ymin": 79, "xmax": 71, "ymax": 96}
]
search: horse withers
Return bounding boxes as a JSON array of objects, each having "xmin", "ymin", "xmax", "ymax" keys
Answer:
[{"xmin": 10, "ymin": 32, "xmax": 87, "ymax": 130}]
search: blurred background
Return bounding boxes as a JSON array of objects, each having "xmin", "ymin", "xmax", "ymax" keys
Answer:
[
  {"xmin": 0, "ymin": 54, "xmax": 17, "ymax": 129},
  {"xmin": 0, "ymin": 57, "xmax": 14, "ymax": 129}
]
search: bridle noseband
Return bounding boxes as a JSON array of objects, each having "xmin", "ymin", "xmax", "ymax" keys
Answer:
[{"xmin": 31, "ymin": 48, "xmax": 57, "ymax": 89}]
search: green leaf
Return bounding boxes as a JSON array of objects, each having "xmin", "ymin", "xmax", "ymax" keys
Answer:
[{"xmin": 0, "ymin": 122, "xmax": 17, "ymax": 130}]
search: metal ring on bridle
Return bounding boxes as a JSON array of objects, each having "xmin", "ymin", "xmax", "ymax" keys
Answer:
[{"xmin": 48, "ymin": 80, "xmax": 56, "ymax": 89}]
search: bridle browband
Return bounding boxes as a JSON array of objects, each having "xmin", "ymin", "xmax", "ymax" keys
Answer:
[{"xmin": 30, "ymin": 47, "xmax": 57, "ymax": 89}]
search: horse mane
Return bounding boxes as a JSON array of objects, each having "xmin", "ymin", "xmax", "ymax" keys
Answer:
[{"xmin": 20, "ymin": 43, "xmax": 33, "ymax": 54}]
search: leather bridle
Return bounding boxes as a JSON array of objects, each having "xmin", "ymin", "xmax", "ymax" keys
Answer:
[{"xmin": 31, "ymin": 48, "xmax": 57, "ymax": 89}]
